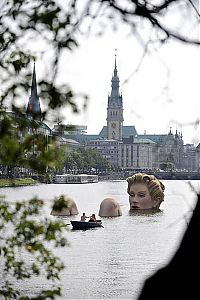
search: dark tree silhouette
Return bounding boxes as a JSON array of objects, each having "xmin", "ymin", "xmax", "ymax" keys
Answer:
[{"xmin": 138, "ymin": 193, "xmax": 200, "ymax": 299}]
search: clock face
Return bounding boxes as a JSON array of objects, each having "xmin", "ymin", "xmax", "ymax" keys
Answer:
[{"xmin": 111, "ymin": 123, "xmax": 116, "ymax": 128}]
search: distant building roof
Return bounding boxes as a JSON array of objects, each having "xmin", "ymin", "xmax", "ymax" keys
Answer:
[
  {"xmin": 52, "ymin": 124, "xmax": 87, "ymax": 135},
  {"xmin": 137, "ymin": 132, "xmax": 184, "ymax": 146},
  {"xmin": 65, "ymin": 138, "xmax": 80, "ymax": 145},
  {"xmin": 56, "ymin": 136, "xmax": 80, "ymax": 145},
  {"xmin": 134, "ymin": 138, "xmax": 156, "ymax": 144},
  {"xmin": 4, "ymin": 111, "xmax": 51, "ymax": 134},
  {"xmin": 36, "ymin": 121, "xmax": 51, "ymax": 131},
  {"xmin": 99, "ymin": 125, "xmax": 138, "ymax": 139},
  {"xmin": 122, "ymin": 135, "xmax": 155, "ymax": 144},
  {"xmin": 196, "ymin": 143, "xmax": 200, "ymax": 150},
  {"xmin": 63, "ymin": 134, "xmax": 100, "ymax": 144},
  {"xmin": 137, "ymin": 134, "xmax": 168, "ymax": 143}
]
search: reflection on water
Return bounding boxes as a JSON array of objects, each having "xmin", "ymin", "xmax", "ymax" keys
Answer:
[{"xmin": 0, "ymin": 180, "xmax": 199, "ymax": 299}]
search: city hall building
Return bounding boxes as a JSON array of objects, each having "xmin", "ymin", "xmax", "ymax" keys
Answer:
[{"xmin": 61, "ymin": 54, "xmax": 185, "ymax": 171}]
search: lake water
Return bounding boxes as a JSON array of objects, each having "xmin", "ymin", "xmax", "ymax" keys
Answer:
[{"xmin": 1, "ymin": 180, "xmax": 200, "ymax": 299}]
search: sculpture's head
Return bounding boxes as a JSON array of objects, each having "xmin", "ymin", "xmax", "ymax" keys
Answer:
[
  {"xmin": 98, "ymin": 197, "xmax": 122, "ymax": 217},
  {"xmin": 50, "ymin": 195, "xmax": 79, "ymax": 216},
  {"xmin": 127, "ymin": 173, "xmax": 165, "ymax": 210}
]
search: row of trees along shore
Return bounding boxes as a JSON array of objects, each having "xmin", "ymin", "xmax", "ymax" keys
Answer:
[{"xmin": 65, "ymin": 148, "xmax": 111, "ymax": 173}]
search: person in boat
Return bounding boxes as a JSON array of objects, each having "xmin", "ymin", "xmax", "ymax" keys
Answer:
[
  {"xmin": 81, "ymin": 212, "xmax": 89, "ymax": 221},
  {"xmin": 89, "ymin": 213, "xmax": 96, "ymax": 222},
  {"xmin": 98, "ymin": 198, "xmax": 122, "ymax": 217},
  {"xmin": 127, "ymin": 173, "xmax": 165, "ymax": 211}
]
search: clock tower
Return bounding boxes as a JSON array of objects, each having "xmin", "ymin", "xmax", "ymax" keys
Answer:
[{"xmin": 107, "ymin": 51, "xmax": 124, "ymax": 140}]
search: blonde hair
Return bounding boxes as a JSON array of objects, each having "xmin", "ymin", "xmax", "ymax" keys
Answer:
[{"xmin": 127, "ymin": 173, "xmax": 165, "ymax": 206}]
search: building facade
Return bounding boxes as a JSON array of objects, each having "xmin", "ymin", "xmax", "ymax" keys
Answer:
[
  {"xmin": 85, "ymin": 139, "xmax": 120, "ymax": 167},
  {"xmin": 59, "ymin": 54, "xmax": 200, "ymax": 171},
  {"xmin": 118, "ymin": 136, "xmax": 155, "ymax": 169},
  {"xmin": 137, "ymin": 129, "xmax": 184, "ymax": 170},
  {"xmin": 182, "ymin": 144, "xmax": 198, "ymax": 171}
]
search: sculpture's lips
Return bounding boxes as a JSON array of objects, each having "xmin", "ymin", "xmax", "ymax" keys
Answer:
[{"xmin": 131, "ymin": 206, "xmax": 140, "ymax": 209}]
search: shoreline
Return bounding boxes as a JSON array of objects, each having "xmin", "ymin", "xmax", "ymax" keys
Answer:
[{"xmin": 0, "ymin": 178, "xmax": 39, "ymax": 188}]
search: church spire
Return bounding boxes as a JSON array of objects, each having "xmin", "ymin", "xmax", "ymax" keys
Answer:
[
  {"xmin": 109, "ymin": 49, "xmax": 122, "ymax": 104},
  {"xmin": 26, "ymin": 62, "xmax": 41, "ymax": 120},
  {"xmin": 114, "ymin": 48, "xmax": 117, "ymax": 76},
  {"xmin": 31, "ymin": 62, "xmax": 38, "ymax": 100}
]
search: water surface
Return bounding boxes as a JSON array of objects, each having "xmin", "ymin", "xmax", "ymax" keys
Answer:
[{"xmin": 1, "ymin": 180, "xmax": 199, "ymax": 299}]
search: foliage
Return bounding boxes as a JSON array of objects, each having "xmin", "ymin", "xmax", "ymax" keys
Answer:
[
  {"xmin": 0, "ymin": 196, "xmax": 68, "ymax": 299},
  {"xmin": 0, "ymin": 112, "xmax": 66, "ymax": 175},
  {"xmin": 0, "ymin": 178, "xmax": 38, "ymax": 187},
  {"xmin": 0, "ymin": 112, "xmax": 67, "ymax": 299},
  {"xmin": 65, "ymin": 148, "xmax": 111, "ymax": 171},
  {"xmin": 160, "ymin": 161, "xmax": 175, "ymax": 171},
  {"xmin": 51, "ymin": 195, "xmax": 70, "ymax": 213}
]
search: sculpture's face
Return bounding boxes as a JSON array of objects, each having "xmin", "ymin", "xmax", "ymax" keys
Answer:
[
  {"xmin": 128, "ymin": 183, "xmax": 158, "ymax": 210},
  {"xmin": 99, "ymin": 198, "xmax": 122, "ymax": 217}
]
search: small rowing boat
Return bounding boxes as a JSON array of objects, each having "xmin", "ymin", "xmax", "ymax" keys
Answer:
[{"xmin": 71, "ymin": 220, "xmax": 103, "ymax": 230}]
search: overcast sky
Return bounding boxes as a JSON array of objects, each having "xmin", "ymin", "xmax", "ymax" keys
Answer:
[
  {"xmin": 24, "ymin": 2, "xmax": 200, "ymax": 145},
  {"xmin": 51, "ymin": 28, "xmax": 200, "ymax": 145}
]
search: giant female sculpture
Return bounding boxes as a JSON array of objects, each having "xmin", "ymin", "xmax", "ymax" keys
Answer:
[{"xmin": 127, "ymin": 173, "xmax": 165, "ymax": 210}]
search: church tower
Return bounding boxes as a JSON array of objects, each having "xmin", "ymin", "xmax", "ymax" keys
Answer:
[
  {"xmin": 26, "ymin": 62, "xmax": 42, "ymax": 120},
  {"xmin": 107, "ymin": 51, "xmax": 123, "ymax": 140}
]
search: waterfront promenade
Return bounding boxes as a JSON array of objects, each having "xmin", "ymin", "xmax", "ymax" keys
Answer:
[
  {"xmin": 99, "ymin": 171, "xmax": 200, "ymax": 181},
  {"xmin": 1, "ymin": 170, "xmax": 200, "ymax": 187}
]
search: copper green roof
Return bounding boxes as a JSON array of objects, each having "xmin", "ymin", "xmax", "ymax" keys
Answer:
[
  {"xmin": 137, "ymin": 133, "xmax": 183, "ymax": 145},
  {"xmin": 63, "ymin": 134, "xmax": 100, "ymax": 143},
  {"xmin": 99, "ymin": 126, "xmax": 137, "ymax": 138},
  {"xmin": 134, "ymin": 138, "xmax": 155, "ymax": 144},
  {"xmin": 136, "ymin": 134, "xmax": 168, "ymax": 143}
]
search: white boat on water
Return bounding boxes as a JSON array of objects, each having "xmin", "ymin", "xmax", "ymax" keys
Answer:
[{"xmin": 53, "ymin": 174, "xmax": 98, "ymax": 184}]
